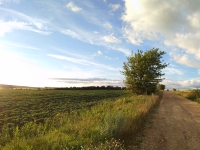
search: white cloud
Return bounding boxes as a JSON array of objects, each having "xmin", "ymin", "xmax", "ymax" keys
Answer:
[
  {"xmin": 103, "ymin": 22, "xmax": 112, "ymax": 29},
  {"xmin": 122, "ymin": 0, "xmax": 200, "ymax": 67},
  {"xmin": 178, "ymin": 79, "xmax": 200, "ymax": 89},
  {"xmin": 0, "ymin": 20, "xmax": 25, "ymax": 36},
  {"xmin": 61, "ymin": 29, "xmax": 80, "ymax": 39},
  {"xmin": 0, "ymin": 8, "xmax": 52, "ymax": 35},
  {"xmin": 164, "ymin": 68, "xmax": 183, "ymax": 75},
  {"xmin": 48, "ymin": 54, "xmax": 119, "ymax": 71},
  {"xmin": 105, "ymin": 56, "xmax": 119, "ymax": 60},
  {"xmin": 170, "ymin": 50, "xmax": 200, "ymax": 68},
  {"xmin": 60, "ymin": 27, "xmax": 130, "ymax": 55},
  {"xmin": 109, "ymin": 4, "xmax": 121, "ymax": 11},
  {"xmin": 92, "ymin": 51, "xmax": 103, "ymax": 56},
  {"xmin": 0, "ymin": 20, "xmax": 51, "ymax": 36},
  {"xmin": 66, "ymin": 2, "xmax": 82, "ymax": 12},
  {"xmin": 161, "ymin": 78, "xmax": 200, "ymax": 90},
  {"xmin": 97, "ymin": 51, "xmax": 102, "ymax": 55},
  {"xmin": 103, "ymin": 34, "xmax": 121, "ymax": 43}
]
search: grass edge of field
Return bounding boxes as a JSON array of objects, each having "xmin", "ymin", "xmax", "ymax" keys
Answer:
[{"xmin": 172, "ymin": 90, "xmax": 200, "ymax": 104}]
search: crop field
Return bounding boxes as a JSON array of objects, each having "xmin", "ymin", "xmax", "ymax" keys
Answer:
[
  {"xmin": 0, "ymin": 90, "xmax": 128, "ymax": 131},
  {"xmin": 0, "ymin": 89, "xmax": 160, "ymax": 149}
]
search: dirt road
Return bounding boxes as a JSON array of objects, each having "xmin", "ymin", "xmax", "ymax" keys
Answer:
[{"xmin": 134, "ymin": 91, "xmax": 200, "ymax": 150}]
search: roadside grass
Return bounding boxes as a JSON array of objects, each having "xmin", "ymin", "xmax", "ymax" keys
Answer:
[
  {"xmin": 173, "ymin": 90, "xmax": 200, "ymax": 103},
  {"xmin": 0, "ymin": 93, "xmax": 161, "ymax": 150}
]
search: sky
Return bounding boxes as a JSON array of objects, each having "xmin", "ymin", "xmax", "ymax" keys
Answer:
[{"xmin": 0, "ymin": 0, "xmax": 200, "ymax": 89}]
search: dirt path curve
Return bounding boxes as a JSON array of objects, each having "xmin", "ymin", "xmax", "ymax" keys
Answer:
[{"xmin": 134, "ymin": 91, "xmax": 200, "ymax": 150}]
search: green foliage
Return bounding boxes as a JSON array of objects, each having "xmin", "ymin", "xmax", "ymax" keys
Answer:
[
  {"xmin": 157, "ymin": 84, "xmax": 165, "ymax": 91},
  {"xmin": 121, "ymin": 48, "xmax": 168, "ymax": 95},
  {"xmin": 0, "ymin": 90, "xmax": 160, "ymax": 149}
]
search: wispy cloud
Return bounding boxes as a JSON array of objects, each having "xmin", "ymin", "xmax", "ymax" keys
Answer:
[
  {"xmin": 0, "ymin": 41, "xmax": 42, "ymax": 50},
  {"xmin": 105, "ymin": 56, "xmax": 119, "ymax": 60},
  {"xmin": 48, "ymin": 54, "xmax": 119, "ymax": 71},
  {"xmin": 60, "ymin": 27, "xmax": 130, "ymax": 55},
  {"xmin": 0, "ymin": 0, "xmax": 20, "ymax": 4},
  {"xmin": 61, "ymin": 29, "xmax": 80, "ymax": 39},
  {"xmin": 50, "ymin": 77, "xmax": 123, "ymax": 86},
  {"xmin": 66, "ymin": 2, "xmax": 82, "ymax": 12},
  {"xmin": 92, "ymin": 51, "xmax": 103, "ymax": 56},
  {"xmin": 103, "ymin": 34, "xmax": 121, "ymax": 43},
  {"xmin": 164, "ymin": 68, "xmax": 184, "ymax": 75},
  {"xmin": 0, "ymin": 20, "xmax": 51, "ymax": 36},
  {"xmin": 0, "ymin": 8, "xmax": 52, "ymax": 35},
  {"xmin": 51, "ymin": 47, "xmax": 90, "ymax": 60},
  {"xmin": 109, "ymin": 4, "xmax": 121, "ymax": 11},
  {"xmin": 103, "ymin": 22, "xmax": 112, "ymax": 29}
]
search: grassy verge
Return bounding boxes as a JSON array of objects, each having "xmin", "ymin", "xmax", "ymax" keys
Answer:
[
  {"xmin": 0, "ymin": 92, "xmax": 161, "ymax": 150},
  {"xmin": 173, "ymin": 90, "xmax": 200, "ymax": 103}
]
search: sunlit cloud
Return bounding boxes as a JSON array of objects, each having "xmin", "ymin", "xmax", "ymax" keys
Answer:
[
  {"xmin": 170, "ymin": 50, "xmax": 200, "ymax": 68},
  {"xmin": 66, "ymin": 2, "xmax": 82, "ymax": 12},
  {"xmin": 92, "ymin": 51, "xmax": 103, "ymax": 56},
  {"xmin": 103, "ymin": 34, "xmax": 121, "ymax": 43},
  {"xmin": 122, "ymin": 0, "xmax": 200, "ymax": 68}
]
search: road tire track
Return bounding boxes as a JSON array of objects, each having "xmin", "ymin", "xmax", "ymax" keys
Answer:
[{"xmin": 132, "ymin": 91, "xmax": 200, "ymax": 150}]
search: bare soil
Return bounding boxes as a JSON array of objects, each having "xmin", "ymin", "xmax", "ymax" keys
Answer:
[{"xmin": 132, "ymin": 91, "xmax": 200, "ymax": 150}]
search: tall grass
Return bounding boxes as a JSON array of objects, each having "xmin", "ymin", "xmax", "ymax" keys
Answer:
[
  {"xmin": 173, "ymin": 90, "xmax": 200, "ymax": 103},
  {"xmin": 0, "ymin": 93, "xmax": 161, "ymax": 150}
]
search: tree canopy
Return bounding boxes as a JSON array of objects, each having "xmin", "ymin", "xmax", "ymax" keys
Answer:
[
  {"xmin": 121, "ymin": 48, "xmax": 168, "ymax": 95},
  {"xmin": 158, "ymin": 84, "xmax": 165, "ymax": 91}
]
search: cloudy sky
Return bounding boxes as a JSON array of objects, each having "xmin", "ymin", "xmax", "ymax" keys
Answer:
[{"xmin": 0, "ymin": 0, "xmax": 200, "ymax": 89}]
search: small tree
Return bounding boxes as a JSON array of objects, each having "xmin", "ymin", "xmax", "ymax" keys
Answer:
[
  {"xmin": 173, "ymin": 88, "xmax": 176, "ymax": 91},
  {"xmin": 158, "ymin": 84, "xmax": 165, "ymax": 91},
  {"xmin": 121, "ymin": 48, "xmax": 168, "ymax": 95}
]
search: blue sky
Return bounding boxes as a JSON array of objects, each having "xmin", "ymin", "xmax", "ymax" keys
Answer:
[{"xmin": 0, "ymin": 0, "xmax": 200, "ymax": 89}]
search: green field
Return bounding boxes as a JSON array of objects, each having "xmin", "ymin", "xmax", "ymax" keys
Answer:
[
  {"xmin": 0, "ymin": 90, "xmax": 128, "ymax": 130},
  {"xmin": 0, "ymin": 89, "xmax": 160, "ymax": 149}
]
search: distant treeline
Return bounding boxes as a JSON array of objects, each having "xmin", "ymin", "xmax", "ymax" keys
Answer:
[
  {"xmin": 49, "ymin": 86, "xmax": 127, "ymax": 90},
  {"xmin": 0, "ymin": 84, "xmax": 127, "ymax": 90}
]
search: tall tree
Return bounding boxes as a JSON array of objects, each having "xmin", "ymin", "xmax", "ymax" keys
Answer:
[{"xmin": 121, "ymin": 48, "xmax": 168, "ymax": 95}]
